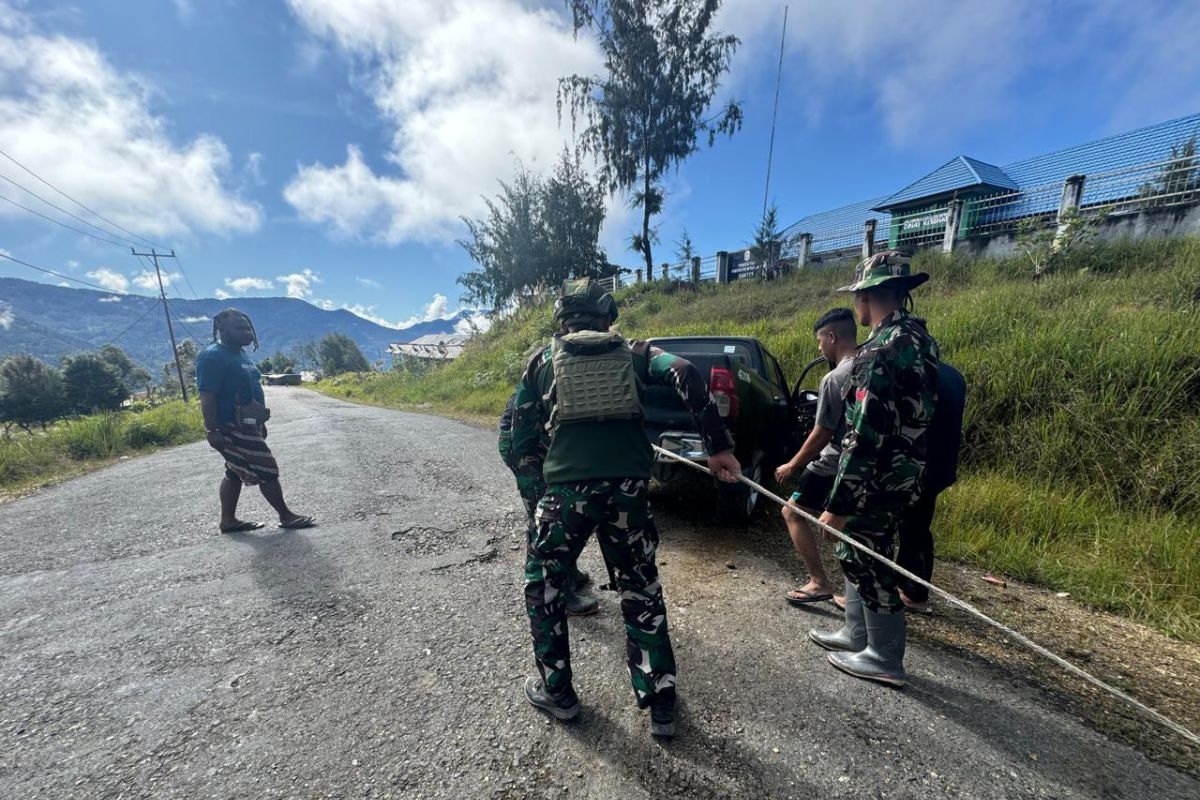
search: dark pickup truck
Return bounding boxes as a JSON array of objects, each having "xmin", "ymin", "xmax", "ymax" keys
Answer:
[{"xmin": 643, "ymin": 336, "xmax": 826, "ymax": 521}]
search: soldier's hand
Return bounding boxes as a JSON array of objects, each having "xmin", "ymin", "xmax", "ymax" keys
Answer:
[
  {"xmin": 708, "ymin": 450, "xmax": 741, "ymax": 483},
  {"xmin": 817, "ymin": 510, "xmax": 846, "ymax": 542},
  {"xmin": 774, "ymin": 461, "xmax": 797, "ymax": 484}
]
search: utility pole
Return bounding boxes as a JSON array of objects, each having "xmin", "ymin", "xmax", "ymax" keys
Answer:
[{"xmin": 131, "ymin": 248, "xmax": 187, "ymax": 402}]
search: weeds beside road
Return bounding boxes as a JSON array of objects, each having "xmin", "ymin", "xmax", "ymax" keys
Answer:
[
  {"xmin": 0, "ymin": 400, "xmax": 203, "ymax": 498},
  {"xmin": 318, "ymin": 238, "xmax": 1200, "ymax": 642}
]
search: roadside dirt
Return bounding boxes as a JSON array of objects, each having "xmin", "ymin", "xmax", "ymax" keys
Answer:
[{"xmin": 649, "ymin": 481, "xmax": 1200, "ymax": 776}]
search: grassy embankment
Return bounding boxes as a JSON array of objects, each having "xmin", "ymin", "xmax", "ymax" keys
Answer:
[
  {"xmin": 320, "ymin": 238, "xmax": 1200, "ymax": 641},
  {"xmin": 0, "ymin": 401, "xmax": 204, "ymax": 497}
]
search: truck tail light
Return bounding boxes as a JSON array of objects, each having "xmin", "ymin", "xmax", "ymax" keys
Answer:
[{"xmin": 709, "ymin": 365, "xmax": 740, "ymax": 420}]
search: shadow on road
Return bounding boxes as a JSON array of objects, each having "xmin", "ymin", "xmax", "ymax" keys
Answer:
[{"xmin": 224, "ymin": 527, "xmax": 361, "ymax": 618}]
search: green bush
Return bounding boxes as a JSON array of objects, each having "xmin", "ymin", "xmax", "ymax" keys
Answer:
[{"xmin": 56, "ymin": 413, "xmax": 125, "ymax": 459}]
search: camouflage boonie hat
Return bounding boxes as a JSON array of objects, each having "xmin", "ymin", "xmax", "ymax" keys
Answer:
[
  {"xmin": 554, "ymin": 278, "xmax": 618, "ymax": 324},
  {"xmin": 837, "ymin": 250, "xmax": 929, "ymax": 293}
]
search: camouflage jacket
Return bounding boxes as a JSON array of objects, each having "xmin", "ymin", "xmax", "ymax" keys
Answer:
[
  {"xmin": 499, "ymin": 392, "xmax": 547, "ymax": 507},
  {"xmin": 512, "ymin": 337, "xmax": 734, "ymax": 485},
  {"xmin": 827, "ymin": 308, "xmax": 940, "ymax": 517}
]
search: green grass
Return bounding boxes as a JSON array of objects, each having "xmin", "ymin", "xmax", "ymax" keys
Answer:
[
  {"xmin": 317, "ymin": 237, "xmax": 1200, "ymax": 640},
  {"xmin": 0, "ymin": 401, "xmax": 204, "ymax": 494}
]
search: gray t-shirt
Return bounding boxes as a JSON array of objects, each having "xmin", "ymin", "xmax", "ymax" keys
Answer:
[{"xmin": 807, "ymin": 355, "xmax": 855, "ymax": 477}]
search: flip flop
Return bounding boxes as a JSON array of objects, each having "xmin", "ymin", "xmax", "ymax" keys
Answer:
[
  {"xmin": 219, "ymin": 521, "xmax": 265, "ymax": 533},
  {"xmin": 279, "ymin": 516, "xmax": 317, "ymax": 530},
  {"xmin": 785, "ymin": 588, "xmax": 834, "ymax": 607}
]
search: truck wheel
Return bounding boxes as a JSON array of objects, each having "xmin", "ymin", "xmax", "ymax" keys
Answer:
[{"xmin": 715, "ymin": 451, "xmax": 764, "ymax": 524}]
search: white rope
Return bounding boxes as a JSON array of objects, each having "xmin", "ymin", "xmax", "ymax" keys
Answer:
[{"xmin": 652, "ymin": 444, "xmax": 1200, "ymax": 750}]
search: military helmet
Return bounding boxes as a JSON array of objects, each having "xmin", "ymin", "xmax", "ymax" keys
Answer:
[
  {"xmin": 553, "ymin": 278, "xmax": 618, "ymax": 324},
  {"xmin": 837, "ymin": 250, "xmax": 929, "ymax": 293}
]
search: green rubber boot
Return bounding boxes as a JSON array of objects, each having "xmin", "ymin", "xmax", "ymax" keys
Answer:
[
  {"xmin": 808, "ymin": 582, "xmax": 867, "ymax": 652},
  {"xmin": 827, "ymin": 607, "xmax": 907, "ymax": 687}
]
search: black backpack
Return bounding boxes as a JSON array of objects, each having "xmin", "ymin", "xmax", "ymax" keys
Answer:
[{"xmin": 925, "ymin": 363, "xmax": 966, "ymax": 493}]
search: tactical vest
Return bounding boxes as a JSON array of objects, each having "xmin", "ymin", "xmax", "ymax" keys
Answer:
[{"xmin": 548, "ymin": 331, "xmax": 643, "ymax": 431}]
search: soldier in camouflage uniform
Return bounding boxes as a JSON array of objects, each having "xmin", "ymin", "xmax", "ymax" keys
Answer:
[
  {"xmin": 498, "ymin": 393, "xmax": 599, "ymax": 616},
  {"xmin": 808, "ymin": 251, "xmax": 940, "ymax": 687},
  {"xmin": 512, "ymin": 278, "xmax": 741, "ymax": 738}
]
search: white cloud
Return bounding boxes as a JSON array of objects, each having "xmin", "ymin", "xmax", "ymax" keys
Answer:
[
  {"xmin": 181, "ymin": 315, "xmax": 209, "ymax": 324},
  {"xmin": 66, "ymin": 259, "xmax": 79, "ymax": 269},
  {"xmin": 171, "ymin": 0, "xmax": 194, "ymax": 22},
  {"xmin": 343, "ymin": 303, "xmax": 402, "ymax": 329},
  {"xmin": 98, "ymin": 295, "xmax": 122, "ymax": 303},
  {"xmin": 214, "ymin": 288, "xmax": 232, "ymax": 300},
  {"xmin": 355, "ymin": 276, "xmax": 382, "ymax": 289},
  {"xmin": 0, "ymin": 301, "xmax": 12, "ymax": 329},
  {"xmin": 87, "ymin": 267, "xmax": 129, "ymax": 292},
  {"xmin": 455, "ymin": 313, "xmax": 491, "ymax": 335},
  {"xmin": 131, "ymin": 270, "xmax": 182, "ymax": 291},
  {"xmin": 276, "ymin": 268, "xmax": 320, "ymax": 299},
  {"xmin": 0, "ymin": 4, "xmax": 261, "ymax": 238},
  {"xmin": 225, "ymin": 276, "xmax": 275, "ymax": 293},
  {"xmin": 283, "ymin": 0, "xmax": 602, "ymax": 243}
]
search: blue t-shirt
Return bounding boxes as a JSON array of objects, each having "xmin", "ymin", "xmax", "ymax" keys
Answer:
[{"xmin": 195, "ymin": 342, "xmax": 265, "ymax": 424}]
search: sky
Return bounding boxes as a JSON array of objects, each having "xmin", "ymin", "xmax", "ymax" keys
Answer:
[{"xmin": 0, "ymin": 0, "xmax": 1198, "ymax": 330}]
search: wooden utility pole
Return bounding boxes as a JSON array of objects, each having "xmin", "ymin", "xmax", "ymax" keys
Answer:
[{"xmin": 131, "ymin": 248, "xmax": 187, "ymax": 402}]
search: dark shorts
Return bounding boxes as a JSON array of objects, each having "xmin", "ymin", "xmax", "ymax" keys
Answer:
[
  {"xmin": 789, "ymin": 468, "xmax": 835, "ymax": 512},
  {"xmin": 216, "ymin": 424, "xmax": 280, "ymax": 486}
]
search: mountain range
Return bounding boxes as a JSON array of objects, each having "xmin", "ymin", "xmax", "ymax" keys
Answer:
[{"xmin": 0, "ymin": 277, "xmax": 474, "ymax": 374}]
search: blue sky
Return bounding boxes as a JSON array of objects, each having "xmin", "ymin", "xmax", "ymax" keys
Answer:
[{"xmin": 1, "ymin": 0, "xmax": 1198, "ymax": 330}]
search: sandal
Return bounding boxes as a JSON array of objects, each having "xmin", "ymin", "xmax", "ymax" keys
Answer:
[
  {"xmin": 785, "ymin": 588, "xmax": 834, "ymax": 607},
  {"xmin": 279, "ymin": 516, "xmax": 317, "ymax": 530},
  {"xmin": 219, "ymin": 520, "xmax": 265, "ymax": 533}
]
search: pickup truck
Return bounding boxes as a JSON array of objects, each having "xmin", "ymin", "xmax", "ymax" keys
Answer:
[{"xmin": 642, "ymin": 336, "xmax": 826, "ymax": 522}]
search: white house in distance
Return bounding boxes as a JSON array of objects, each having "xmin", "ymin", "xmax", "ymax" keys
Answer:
[{"xmin": 388, "ymin": 333, "xmax": 471, "ymax": 361}]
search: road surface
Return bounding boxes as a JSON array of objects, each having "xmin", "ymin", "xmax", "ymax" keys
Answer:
[{"xmin": 1, "ymin": 388, "xmax": 1195, "ymax": 799}]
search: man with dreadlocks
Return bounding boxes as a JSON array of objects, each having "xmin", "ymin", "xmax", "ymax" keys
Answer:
[{"xmin": 196, "ymin": 308, "xmax": 315, "ymax": 533}]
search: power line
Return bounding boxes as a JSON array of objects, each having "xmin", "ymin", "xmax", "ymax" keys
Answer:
[
  {"xmin": 0, "ymin": 190, "xmax": 130, "ymax": 248},
  {"xmin": 171, "ymin": 250, "xmax": 202, "ymax": 300},
  {"xmin": 0, "ymin": 147, "xmax": 168, "ymax": 250},
  {"xmin": 105, "ymin": 299, "xmax": 162, "ymax": 348},
  {"xmin": 0, "ymin": 172, "xmax": 143, "ymax": 248},
  {"xmin": 761, "ymin": 4, "xmax": 789, "ymax": 222},
  {"xmin": 0, "ymin": 250, "xmax": 128, "ymax": 294}
]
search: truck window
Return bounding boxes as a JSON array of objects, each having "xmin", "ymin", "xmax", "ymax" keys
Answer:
[
  {"xmin": 763, "ymin": 349, "xmax": 788, "ymax": 396},
  {"xmin": 655, "ymin": 341, "xmax": 757, "ymax": 371}
]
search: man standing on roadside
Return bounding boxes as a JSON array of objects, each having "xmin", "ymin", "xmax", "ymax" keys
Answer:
[
  {"xmin": 197, "ymin": 308, "xmax": 315, "ymax": 533},
  {"xmin": 809, "ymin": 252, "xmax": 938, "ymax": 687},
  {"xmin": 498, "ymin": 392, "xmax": 600, "ymax": 616},
  {"xmin": 512, "ymin": 278, "xmax": 740, "ymax": 738},
  {"xmin": 775, "ymin": 308, "xmax": 858, "ymax": 607}
]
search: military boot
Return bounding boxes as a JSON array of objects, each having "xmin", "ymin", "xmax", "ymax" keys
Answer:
[
  {"xmin": 565, "ymin": 584, "xmax": 600, "ymax": 616},
  {"xmin": 649, "ymin": 695, "xmax": 676, "ymax": 738},
  {"xmin": 827, "ymin": 607, "xmax": 906, "ymax": 687},
  {"xmin": 808, "ymin": 582, "xmax": 867, "ymax": 652}
]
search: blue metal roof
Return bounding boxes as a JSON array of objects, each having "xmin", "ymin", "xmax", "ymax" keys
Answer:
[
  {"xmin": 875, "ymin": 156, "xmax": 1017, "ymax": 210},
  {"xmin": 781, "ymin": 112, "xmax": 1200, "ymax": 240}
]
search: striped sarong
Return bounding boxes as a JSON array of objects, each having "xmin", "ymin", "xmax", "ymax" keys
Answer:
[{"xmin": 217, "ymin": 423, "xmax": 280, "ymax": 486}]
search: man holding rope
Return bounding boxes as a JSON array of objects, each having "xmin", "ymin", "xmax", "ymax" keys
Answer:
[{"xmin": 809, "ymin": 252, "xmax": 939, "ymax": 687}]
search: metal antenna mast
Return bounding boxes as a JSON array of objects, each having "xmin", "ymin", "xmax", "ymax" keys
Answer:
[{"xmin": 761, "ymin": 4, "xmax": 789, "ymax": 222}]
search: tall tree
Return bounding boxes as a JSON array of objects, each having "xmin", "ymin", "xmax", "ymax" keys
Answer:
[
  {"xmin": 0, "ymin": 355, "xmax": 66, "ymax": 431},
  {"xmin": 161, "ymin": 340, "xmax": 199, "ymax": 398},
  {"xmin": 750, "ymin": 204, "xmax": 783, "ymax": 278},
  {"xmin": 62, "ymin": 352, "xmax": 128, "ymax": 413},
  {"xmin": 560, "ymin": 0, "xmax": 742, "ymax": 275},
  {"xmin": 458, "ymin": 151, "xmax": 608, "ymax": 309},
  {"xmin": 98, "ymin": 344, "xmax": 151, "ymax": 394},
  {"xmin": 318, "ymin": 332, "xmax": 371, "ymax": 376}
]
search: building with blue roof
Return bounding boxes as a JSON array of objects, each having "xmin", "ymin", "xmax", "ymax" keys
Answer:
[{"xmin": 780, "ymin": 112, "xmax": 1200, "ymax": 256}]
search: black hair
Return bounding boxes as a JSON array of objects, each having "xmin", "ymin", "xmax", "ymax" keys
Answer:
[
  {"xmin": 813, "ymin": 307, "xmax": 856, "ymax": 339},
  {"xmin": 864, "ymin": 285, "xmax": 915, "ymax": 312},
  {"xmin": 212, "ymin": 308, "xmax": 259, "ymax": 350}
]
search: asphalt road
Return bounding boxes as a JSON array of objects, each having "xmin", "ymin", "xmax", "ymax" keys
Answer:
[{"xmin": 1, "ymin": 388, "xmax": 1195, "ymax": 799}]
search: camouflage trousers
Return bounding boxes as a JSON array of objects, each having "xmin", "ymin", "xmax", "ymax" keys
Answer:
[
  {"xmin": 525, "ymin": 478, "xmax": 676, "ymax": 708},
  {"xmin": 835, "ymin": 510, "xmax": 905, "ymax": 614}
]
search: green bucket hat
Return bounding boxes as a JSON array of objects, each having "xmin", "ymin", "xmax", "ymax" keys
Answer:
[
  {"xmin": 554, "ymin": 278, "xmax": 618, "ymax": 324},
  {"xmin": 837, "ymin": 250, "xmax": 929, "ymax": 293}
]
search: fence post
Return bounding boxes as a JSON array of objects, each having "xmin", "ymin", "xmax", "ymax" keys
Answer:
[
  {"xmin": 660, "ymin": 262, "xmax": 670, "ymax": 284},
  {"xmin": 797, "ymin": 233, "xmax": 812, "ymax": 267},
  {"xmin": 635, "ymin": 268, "xmax": 643, "ymax": 284},
  {"xmin": 942, "ymin": 199, "xmax": 965, "ymax": 253},
  {"xmin": 863, "ymin": 219, "xmax": 877, "ymax": 258},
  {"xmin": 716, "ymin": 250, "xmax": 730, "ymax": 284},
  {"xmin": 1055, "ymin": 174, "xmax": 1086, "ymax": 247},
  {"xmin": 691, "ymin": 256, "xmax": 701, "ymax": 284}
]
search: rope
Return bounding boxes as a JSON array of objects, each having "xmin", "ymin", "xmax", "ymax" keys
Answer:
[{"xmin": 651, "ymin": 444, "xmax": 1200, "ymax": 750}]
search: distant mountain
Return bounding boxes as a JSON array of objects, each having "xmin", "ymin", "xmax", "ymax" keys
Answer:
[{"xmin": 0, "ymin": 277, "xmax": 473, "ymax": 374}]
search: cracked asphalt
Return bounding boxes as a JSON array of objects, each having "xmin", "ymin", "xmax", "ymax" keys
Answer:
[{"xmin": 1, "ymin": 387, "xmax": 1196, "ymax": 799}]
